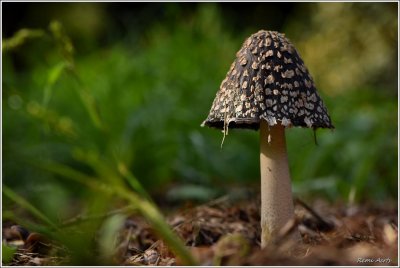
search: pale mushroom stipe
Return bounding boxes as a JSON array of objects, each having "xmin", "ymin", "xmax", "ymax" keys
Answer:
[{"xmin": 201, "ymin": 30, "xmax": 334, "ymax": 247}]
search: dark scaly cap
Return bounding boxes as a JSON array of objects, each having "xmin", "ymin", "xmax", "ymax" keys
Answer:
[{"xmin": 202, "ymin": 30, "xmax": 334, "ymax": 131}]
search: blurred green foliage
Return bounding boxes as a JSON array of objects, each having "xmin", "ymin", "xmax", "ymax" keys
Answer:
[
  {"xmin": 2, "ymin": 243, "xmax": 16, "ymax": 265},
  {"xmin": 2, "ymin": 1, "xmax": 398, "ymax": 264}
]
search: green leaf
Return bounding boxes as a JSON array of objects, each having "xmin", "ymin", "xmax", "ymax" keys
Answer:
[
  {"xmin": 2, "ymin": 28, "xmax": 45, "ymax": 52},
  {"xmin": 43, "ymin": 62, "xmax": 66, "ymax": 107},
  {"xmin": 2, "ymin": 185, "xmax": 59, "ymax": 230},
  {"xmin": 37, "ymin": 160, "xmax": 198, "ymax": 265},
  {"xmin": 98, "ymin": 214, "xmax": 126, "ymax": 264},
  {"xmin": 2, "ymin": 243, "xmax": 17, "ymax": 265}
]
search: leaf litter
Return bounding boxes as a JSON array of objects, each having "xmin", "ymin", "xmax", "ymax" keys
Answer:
[{"xmin": 3, "ymin": 193, "xmax": 398, "ymax": 266}]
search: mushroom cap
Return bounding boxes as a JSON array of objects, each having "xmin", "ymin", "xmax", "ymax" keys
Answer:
[{"xmin": 202, "ymin": 30, "xmax": 334, "ymax": 130}]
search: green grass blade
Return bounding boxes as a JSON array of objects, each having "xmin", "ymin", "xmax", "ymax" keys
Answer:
[
  {"xmin": 43, "ymin": 62, "xmax": 66, "ymax": 107},
  {"xmin": 116, "ymin": 161, "xmax": 153, "ymax": 202},
  {"xmin": 2, "ymin": 243, "xmax": 17, "ymax": 265},
  {"xmin": 37, "ymin": 161, "xmax": 198, "ymax": 265},
  {"xmin": 2, "ymin": 28, "xmax": 45, "ymax": 52},
  {"xmin": 2, "ymin": 185, "xmax": 59, "ymax": 230}
]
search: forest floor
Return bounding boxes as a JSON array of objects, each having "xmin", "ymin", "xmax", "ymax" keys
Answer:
[{"xmin": 3, "ymin": 194, "xmax": 398, "ymax": 266}]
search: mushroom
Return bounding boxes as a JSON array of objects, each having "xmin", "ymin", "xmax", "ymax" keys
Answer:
[{"xmin": 201, "ymin": 30, "xmax": 334, "ymax": 247}]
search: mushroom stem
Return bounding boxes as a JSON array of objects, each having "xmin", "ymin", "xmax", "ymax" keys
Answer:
[{"xmin": 260, "ymin": 120, "xmax": 296, "ymax": 247}]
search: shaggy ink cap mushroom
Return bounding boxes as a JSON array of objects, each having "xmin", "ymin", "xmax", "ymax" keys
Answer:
[
  {"xmin": 202, "ymin": 30, "xmax": 334, "ymax": 247},
  {"xmin": 202, "ymin": 30, "xmax": 334, "ymax": 131}
]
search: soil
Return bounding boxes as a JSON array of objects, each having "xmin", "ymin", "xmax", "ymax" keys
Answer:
[{"xmin": 3, "ymin": 195, "xmax": 398, "ymax": 266}]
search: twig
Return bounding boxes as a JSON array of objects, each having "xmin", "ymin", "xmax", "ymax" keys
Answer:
[
  {"xmin": 295, "ymin": 198, "xmax": 334, "ymax": 231},
  {"xmin": 61, "ymin": 205, "xmax": 136, "ymax": 227}
]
